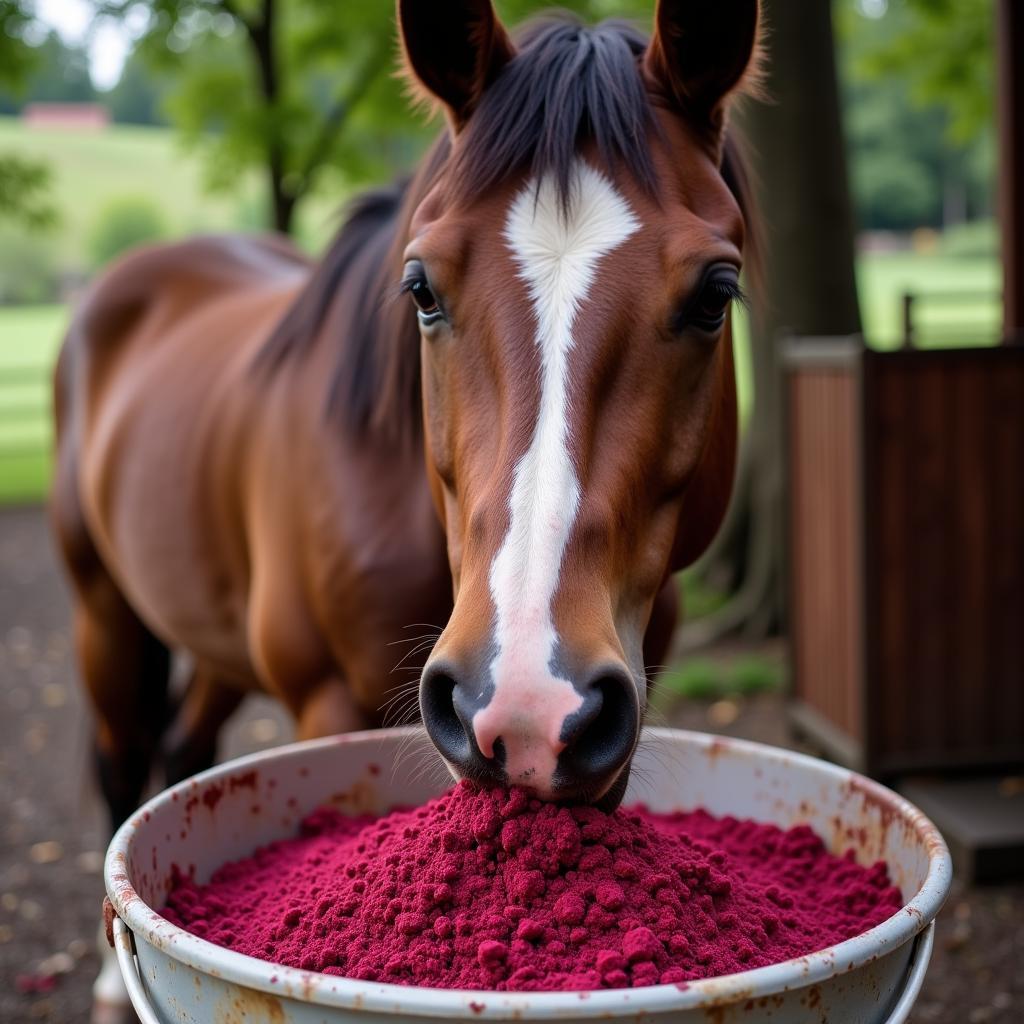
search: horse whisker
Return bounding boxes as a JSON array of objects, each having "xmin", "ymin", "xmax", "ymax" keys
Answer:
[
  {"xmin": 390, "ymin": 641, "xmax": 437, "ymax": 674},
  {"xmin": 386, "ymin": 632, "xmax": 442, "ymax": 648}
]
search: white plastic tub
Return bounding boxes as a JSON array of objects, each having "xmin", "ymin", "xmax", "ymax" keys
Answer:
[{"xmin": 106, "ymin": 727, "xmax": 951, "ymax": 1022}]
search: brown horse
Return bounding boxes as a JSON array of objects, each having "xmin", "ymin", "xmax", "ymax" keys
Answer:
[{"xmin": 53, "ymin": 0, "xmax": 759, "ymax": 836}]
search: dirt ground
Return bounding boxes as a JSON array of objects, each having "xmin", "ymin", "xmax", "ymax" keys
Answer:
[{"xmin": 1, "ymin": 504, "xmax": 1020, "ymax": 1023}]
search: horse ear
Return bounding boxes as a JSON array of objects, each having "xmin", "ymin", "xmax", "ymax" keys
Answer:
[
  {"xmin": 397, "ymin": 0, "xmax": 514, "ymax": 130},
  {"xmin": 644, "ymin": 0, "xmax": 761, "ymax": 138},
  {"xmin": 672, "ymin": 333, "xmax": 739, "ymax": 569}
]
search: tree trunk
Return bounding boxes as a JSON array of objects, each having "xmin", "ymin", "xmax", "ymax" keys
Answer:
[
  {"xmin": 246, "ymin": 0, "xmax": 295, "ymax": 234},
  {"xmin": 271, "ymin": 183, "xmax": 296, "ymax": 235},
  {"xmin": 678, "ymin": 0, "xmax": 862, "ymax": 650}
]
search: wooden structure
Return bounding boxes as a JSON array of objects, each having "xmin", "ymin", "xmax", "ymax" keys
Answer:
[
  {"xmin": 785, "ymin": 339, "xmax": 1024, "ymax": 779},
  {"xmin": 22, "ymin": 103, "xmax": 109, "ymax": 130}
]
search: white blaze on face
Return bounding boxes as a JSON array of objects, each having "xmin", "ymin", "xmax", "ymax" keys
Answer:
[{"xmin": 473, "ymin": 161, "xmax": 639, "ymax": 791}]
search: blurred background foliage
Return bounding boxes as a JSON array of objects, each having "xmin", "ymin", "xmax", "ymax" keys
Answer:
[
  {"xmin": 0, "ymin": 1, "xmax": 57, "ymax": 228},
  {"xmin": 838, "ymin": 0, "xmax": 994, "ymax": 232},
  {"xmin": 0, "ymin": 0, "xmax": 996, "ymax": 244}
]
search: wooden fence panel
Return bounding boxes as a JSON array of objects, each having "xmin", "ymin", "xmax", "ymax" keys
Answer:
[{"xmin": 787, "ymin": 342, "xmax": 1024, "ymax": 777}]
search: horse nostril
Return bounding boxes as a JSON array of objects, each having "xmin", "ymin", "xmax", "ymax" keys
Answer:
[
  {"xmin": 419, "ymin": 664, "xmax": 470, "ymax": 765},
  {"xmin": 491, "ymin": 736, "xmax": 507, "ymax": 765},
  {"xmin": 421, "ymin": 661, "xmax": 507, "ymax": 785},
  {"xmin": 559, "ymin": 667, "xmax": 638, "ymax": 787}
]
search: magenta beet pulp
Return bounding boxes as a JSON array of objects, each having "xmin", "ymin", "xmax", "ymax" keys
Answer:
[{"xmin": 163, "ymin": 782, "xmax": 903, "ymax": 992}]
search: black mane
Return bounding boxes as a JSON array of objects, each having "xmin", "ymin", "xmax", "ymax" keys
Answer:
[{"xmin": 255, "ymin": 15, "xmax": 750, "ymax": 445}]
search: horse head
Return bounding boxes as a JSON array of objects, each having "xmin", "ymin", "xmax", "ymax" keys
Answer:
[{"xmin": 399, "ymin": 0, "xmax": 760, "ymax": 806}]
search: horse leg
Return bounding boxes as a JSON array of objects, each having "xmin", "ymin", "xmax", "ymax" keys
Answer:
[
  {"xmin": 161, "ymin": 666, "xmax": 245, "ymax": 785},
  {"xmin": 65, "ymin": 577, "xmax": 170, "ymax": 1024},
  {"xmin": 52, "ymin": 373, "xmax": 171, "ymax": 828},
  {"xmin": 286, "ymin": 676, "xmax": 375, "ymax": 741},
  {"xmin": 52, "ymin": 450, "xmax": 169, "ymax": 1023},
  {"xmin": 61, "ymin": 568, "xmax": 171, "ymax": 835}
]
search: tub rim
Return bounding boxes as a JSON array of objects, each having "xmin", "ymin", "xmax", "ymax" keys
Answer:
[{"xmin": 105, "ymin": 726, "xmax": 952, "ymax": 1019}]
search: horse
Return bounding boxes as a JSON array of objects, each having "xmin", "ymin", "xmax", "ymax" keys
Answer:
[{"xmin": 53, "ymin": 0, "xmax": 759, "ymax": 859}]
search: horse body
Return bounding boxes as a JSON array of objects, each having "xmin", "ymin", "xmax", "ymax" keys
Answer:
[
  {"xmin": 53, "ymin": 226, "xmax": 453, "ymax": 814},
  {"xmin": 72, "ymin": 239, "xmax": 302, "ymax": 676}
]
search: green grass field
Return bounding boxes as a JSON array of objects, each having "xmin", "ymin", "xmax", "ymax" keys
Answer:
[
  {"xmin": 857, "ymin": 251, "xmax": 1001, "ymax": 346},
  {"xmin": 0, "ymin": 306, "xmax": 67, "ymax": 502},
  {"xmin": 0, "ymin": 118, "xmax": 1002, "ymax": 503}
]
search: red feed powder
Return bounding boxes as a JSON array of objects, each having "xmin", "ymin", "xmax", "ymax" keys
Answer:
[{"xmin": 163, "ymin": 782, "xmax": 903, "ymax": 991}]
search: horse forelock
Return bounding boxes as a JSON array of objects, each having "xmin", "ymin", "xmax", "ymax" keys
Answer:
[{"xmin": 453, "ymin": 16, "xmax": 657, "ymax": 213}]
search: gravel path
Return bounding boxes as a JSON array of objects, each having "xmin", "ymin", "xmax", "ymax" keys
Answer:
[{"xmin": 0, "ymin": 504, "xmax": 1019, "ymax": 1023}]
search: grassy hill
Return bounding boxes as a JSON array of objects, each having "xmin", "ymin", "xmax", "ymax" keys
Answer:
[
  {"xmin": 0, "ymin": 116, "xmax": 341, "ymax": 273},
  {"xmin": 0, "ymin": 117, "xmax": 257, "ymax": 269}
]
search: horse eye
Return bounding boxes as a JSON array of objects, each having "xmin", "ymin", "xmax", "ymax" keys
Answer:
[
  {"xmin": 688, "ymin": 266, "xmax": 741, "ymax": 332},
  {"xmin": 410, "ymin": 279, "xmax": 439, "ymax": 315},
  {"xmin": 403, "ymin": 260, "xmax": 442, "ymax": 323}
]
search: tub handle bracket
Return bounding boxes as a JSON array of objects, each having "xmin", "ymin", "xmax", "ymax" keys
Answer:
[{"xmin": 112, "ymin": 915, "xmax": 164, "ymax": 1024}]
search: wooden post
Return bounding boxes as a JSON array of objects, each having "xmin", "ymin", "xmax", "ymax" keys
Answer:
[
  {"xmin": 998, "ymin": 0, "xmax": 1024, "ymax": 344},
  {"xmin": 901, "ymin": 292, "xmax": 915, "ymax": 349}
]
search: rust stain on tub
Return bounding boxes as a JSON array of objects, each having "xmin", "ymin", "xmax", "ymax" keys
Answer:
[
  {"xmin": 215, "ymin": 986, "xmax": 285, "ymax": 1023},
  {"xmin": 842, "ymin": 773, "xmax": 946, "ymax": 899},
  {"xmin": 699, "ymin": 1002, "xmax": 749, "ymax": 1024},
  {"xmin": 102, "ymin": 897, "xmax": 117, "ymax": 947},
  {"xmin": 845, "ymin": 775, "xmax": 919, "ymax": 849},
  {"xmin": 199, "ymin": 769, "xmax": 262, "ymax": 815},
  {"xmin": 328, "ymin": 774, "xmax": 382, "ymax": 814},
  {"xmin": 692, "ymin": 982, "xmax": 760, "ymax": 1022},
  {"xmin": 702, "ymin": 738, "xmax": 734, "ymax": 765},
  {"xmin": 300, "ymin": 971, "xmax": 317, "ymax": 1001}
]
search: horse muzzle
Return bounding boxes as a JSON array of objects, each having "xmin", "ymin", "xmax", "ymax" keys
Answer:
[{"xmin": 419, "ymin": 657, "xmax": 640, "ymax": 807}]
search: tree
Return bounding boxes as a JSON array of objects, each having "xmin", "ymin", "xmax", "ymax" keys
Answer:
[
  {"xmin": 0, "ymin": 0, "xmax": 37, "ymax": 90},
  {"xmin": 837, "ymin": 0, "xmax": 995, "ymax": 231},
  {"xmin": 0, "ymin": 28, "xmax": 95, "ymax": 112},
  {"xmin": 94, "ymin": 1, "xmax": 415, "ymax": 233},
  {"xmin": 849, "ymin": 0, "xmax": 993, "ymax": 149},
  {"xmin": 98, "ymin": 0, "xmax": 642, "ymax": 234},
  {"xmin": 0, "ymin": 155, "xmax": 53, "ymax": 229},
  {"xmin": 0, "ymin": 0, "xmax": 56, "ymax": 228},
  {"xmin": 683, "ymin": 0, "xmax": 1000, "ymax": 646}
]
